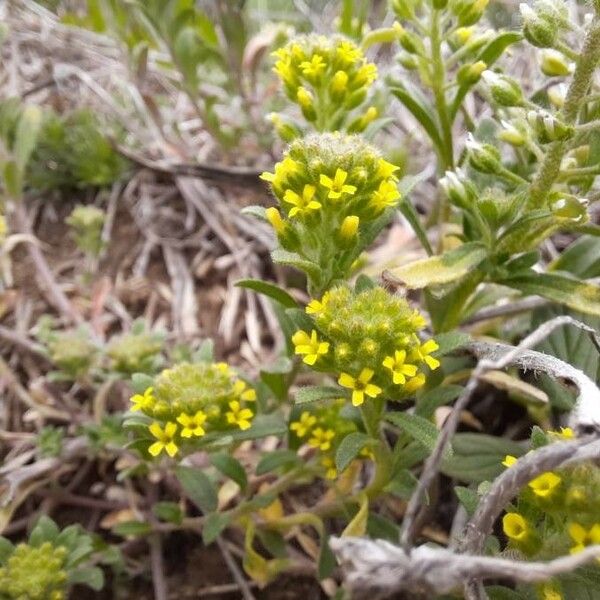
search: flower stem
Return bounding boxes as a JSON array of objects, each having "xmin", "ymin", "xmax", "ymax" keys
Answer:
[{"xmin": 529, "ymin": 16, "xmax": 600, "ymax": 206}]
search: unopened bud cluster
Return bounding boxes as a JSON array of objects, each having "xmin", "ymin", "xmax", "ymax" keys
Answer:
[
  {"xmin": 292, "ymin": 285, "xmax": 440, "ymax": 406},
  {"xmin": 0, "ymin": 542, "xmax": 68, "ymax": 600},
  {"xmin": 129, "ymin": 362, "xmax": 257, "ymax": 458},
  {"xmin": 271, "ymin": 35, "xmax": 378, "ymax": 133},
  {"xmin": 261, "ymin": 133, "xmax": 401, "ymax": 289},
  {"xmin": 107, "ymin": 329, "xmax": 163, "ymax": 375}
]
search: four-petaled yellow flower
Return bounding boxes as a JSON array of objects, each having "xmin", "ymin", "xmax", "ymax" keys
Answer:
[
  {"xmin": 568, "ymin": 522, "xmax": 600, "ymax": 556},
  {"xmin": 260, "ymin": 157, "xmax": 299, "ymax": 187},
  {"xmin": 550, "ymin": 426, "xmax": 574, "ymax": 440},
  {"xmin": 377, "ymin": 159, "xmax": 400, "ymax": 180},
  {"xmin": 292, "ymin": 329, "xmax": 330, "ymax": 365},
  {"xmin": 234, "ymin": 379, "xmax": 257, "ymax": 401},
  {"xmin": 528, "ymin": 471, "xmax": 561, "ymax": 498},
  {"xmin": 290, "ymin": 411, "xmax": 317, "ymax": 437},
  {"xmin": 319, "ymin": 168, "xmax": 357, "ymax": 199},
  {"xmin": 306, "ymin": 291, "xmax": 330, "ymax": 315},
  {"xmin": 131, "ymin": 387, "xmax": 155, "ymax": 412},
  {"xmin": 338, "ymin": 368, "xmax": 382, "ymax": 406},
  {"xmin": 503, "ymin": 512, "xmax": 530, "ymax": 541},
  {"xmin": 300, "ymin": 55, "xmax": 326, "ymax": 78},
  {"xmin": 308, "ymin": 427, "xmax": 335, "ymax": 451},
  {"xmin": 371, "ymin": 180, "xmax": 401, "ymax": 212},
  {"xmin": 502, "ymin": 454, "xmax": 518, "ymax": 468},
  {"xmin": 226, "ymin": 400, "xmax": 254, "ymax": 431},
  {"xmin": 355, "ymin": 63, "xmax": 378, "ymax": 86},
  {"xmin": 404, "ymin": 373, "xmax": 426, "ymax": 393},
  {"xmin": 411, "ymin": 340, "xmax": 441, "ymax": 370},
  {"xmin": 382, "ymin": 350, "xmax": 418, "ymax": 385},
  {"xmin": 148, "ymin": 421, "xmax": 179, "ymax": 457},
  {"xmin": 177, "ymin": 410, "xmax": 207, "ymax": 438},
  {"xmin": 283, "ymin": 184, "xmax": 321, "ymax": 218}
]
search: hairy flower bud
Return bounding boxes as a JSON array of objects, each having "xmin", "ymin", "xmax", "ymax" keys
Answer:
[
  {"xmin": 440, "ymin": 169, "xmax": 477, "ymax": 209},
  {"xmin": 450, "ymin": 0, "xmax": 489, "ymax": 26},
  {"xmin": 466, "ymin": 134, "xmax": 503, "ymax": 174},
  {"xmin": 457, "ymin": 60, "xmax": 487, "ymax": 86},
  {"xmin": 540, "ymin": 49, "xmax": 572, "ymax": 77},
  {"xmin": 482, "ymin": 71, "xmax": 524, "ymax": 107},
  {"xmin": 527, "ymin": 109, "xmax": 574, "ymax": 143},
  {"xmin": 498, "ymin": 120, "xmax": 527, "ymax": 146},
  {"xmin": 519, "ymin": 2, "xmax": 565, "ymax": 48}
]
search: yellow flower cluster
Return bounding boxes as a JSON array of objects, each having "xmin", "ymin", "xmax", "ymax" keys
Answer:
[
  {"xmin": 129, "ymin": 362, "xmax": 257, "ymax": 458},
  {"xmin": 289, "ymin": 399, "xmax": 363, "ymax": 479},
  {"xmin": 271, "ymin": 34, "xmax": 378, "ymax": 133},
  {"xmin": 500, "ymin": 427, "xmax": 600, "ymax": 576},
  {"xmin": 292, "ymin": 285, "xmax": 439, "ymax": 406},
  {"xmin": 260, "ymin": 133, "xmax": 401, "ymax": 291}
]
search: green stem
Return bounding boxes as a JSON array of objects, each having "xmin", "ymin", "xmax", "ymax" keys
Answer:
[{"xmin": 529, "ymin": 16, "xmax": 600, "ymax": 206}]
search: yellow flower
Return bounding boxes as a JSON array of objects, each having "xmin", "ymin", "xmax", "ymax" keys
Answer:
[
  {"xmin": 549, "ymin": 426, "xmax": 574, "ymax": 440},
  {"xmin": 336, "ymin": 40, "xmax": 362, "ymax": 65},
  {"xmin": 290, "ymin": 411, "xmax": 317, "ymax": 437},
  {"xmin": 354, "ymin": 63, "xmax": 378, "ymax": 86},
  {"xmin": 377, "ymin": 159, "xmax": 400, "ymax": 180},
  {"xmin": 319, "ymin": 168, "xmax": 357, "ymax": 200},
  {"xmin": 340, "ymin": 215, "xmax": 359, "ymax": 240},
  {"xmin": 226, "ymin": 400, "xmax": 254, "ymax": 431},
  {"xmin": 502, "ymin": 455, "xmax": 518, "ymax": 468},
  {"xmin": 296, "ymin": 86, "xmax": 314, "ymax": 109},
  {"xmin": 176, "ymin": 411, "xmax": 207, "ymax": 438},
  {"xmin": 131, "ymin": 387, "xmax": 155, "ymax": 412},
  {"xmin": 292, "ymin": 329, "xmax": 329, "ymax": 365},
  {"xmin": 404, "ymin": 373, "xmax": 426, "ymax": 393},
  {"xmin": 273, "ymin": 58, "xmax": 295, "ymax": 84},
  {"xmin": 528, "ymin": 472, "xmax": 561, "ymax": 498},
  {"xmin": 283, "ymin": 184, "xmax": 322, "ymax": 218},
  {"xmin": 300, "ymin": 54, "xmax": 326, "ymax": 78},
  {"xmin": 306, "ymin": 291, "xmax": 330, "ymax": 315},
  {"xmin": 411, "ymin": 339, "xmax": 441, "ymax": 370},
  {"xmin": 234, "ymin": 379, "xmax": 257, "ymax": 401},
  {"xmin": 321, "ymin": 455, "xmax": 337, "ymax": 479},
  {"xmin": 371, "ymin": 180, "xmax": 401, "ymax": 212},
  {"xmin": 338, "ymin": 368, "xmax": 382, "ymax": 406},
  {"xmin": 568, "ymin": 522, "xmax": 600, "ymax": 556},
  {"xmin": 260, "ymin": 157, "xmax": 299, "ymax": 187},
  {"xmin": 539, "ymin": 583, "xmax": 562, "ymax": 600},
  {"xmin": 148, "ymin": 422, "xmax": 178, "ymax": 457},
  {"xmin": 503, "ymin": 512, "xmax": 530, "ymax": 541},
  {"xmin": 308, "ymin": 427, "xmax": 335, "ymax": 451},
  {"xmin": 331, "ymin": 70, "xmax": 349, "ymax": 94},
  {"xmin": 382, "ymin": 350, "xmax": 418, "ymax": 385}
]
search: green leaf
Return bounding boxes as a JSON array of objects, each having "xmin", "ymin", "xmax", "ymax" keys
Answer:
[
  {"xmin": 367, "ymin": 513, "xmax": 401, "ymax": 543},
  {"xmin": 256, "ymin": 450, "xmax": 301, "ymax": 476},
  {"xmin": 202, "ymin": 512, "xmax": 230, "ymax": 545},
  {"xmin": 271, "ymin": 250, "xmax": 320, "ymax": 280},
  {"xmin": 29, "ymin": 516, "xmax": 59, "ymax": 546},
  {"xmin": 112, "ymin": 520, "xmax": 152, "ymax": 537},
  {"xmin": 153, "ymin": 502, "xmax": 183, "ymax": 525},
  {"xmin": 354, "ymin": 274, "xmax": 377, "ymax": 292},
  {"xmin": 211, "ymin": 453, "xmax": 248, "ymax": 492},
  {"xmin": 550, "ymin": 235, "xmax": 600, "ymax": 278},
  {"xmin": 175, "ymin": 466, "xmax": 218, "ymax": 513},
  {"xmin": 399, "ymin": 197, "xmax": 433, "ymax": 256},
  {"xmin": 3, "ymin": 161, "xmax": 21, "ymax": 197},
  {"xmin": 335, "ymin": 432, "xmax": 372, "ymax": 472},
  {"xmin": 416, "ymin": 385, "xmax": 464, "ymax": 418},
  {"xmin": 235, "ymin": 279, "xmax": 297, "ymax": 309},
  {"xmin": 385, "ymin": 468, "xmax": 419, "ymax": 500},
  {"xmin": 499, "ymin": 271, "xmax": 600, "ymax": 316},
  {"xmin": 318, "ymin": 535, "xmax": 336, "ymax": 580},
  {"xmin": 14, "ymin": 105, "xmax": 43, "ymax": 172},
  {"xmin": 260, "ymin": 356, "xmax": 293, "ymax": 401},
  {"xmin": 386, "ymin": 243, "xmax": 487, "ymax": 289},
  {"xmin": 241, "ymin": 205, "xmax": 267, "ymax": 221},
  {"xmin": 0, "ymin": 537, "xmax": 14, "ymax": 564},
  {"xmin": 130, "ymin": 372, "xmax": 154, "ymax": 394},
  {"xmin": 69, "ymin": 566, "xmax": 104, "ymax": 591},
  {"xmin": 454, "ymin": 486, "xmax": 479, "ymax": 516},
  {"xmin": 433, "ymin": 331, "xmax": 471, "ymax": 356},
  {"xmin": 194, "ymin": 338, "xmax": 214, "ymax": 362},
  {"xmin": 295, "ymin": 386, "xmax": 343, "ymax": 404},
  {"xmin": 441, "ymin": 433, "xmax": 525, "ymax": 483},
  {"xmin": 342, "ymin": 493, "xmax": 369, "ymax": 537},
  {"xmin": 390, "ymin": 81, "xmax": 443, "ymax": 154},
  {"xmin": 385, "ymin": 412, "xmax": 444, "ymax": 455}
]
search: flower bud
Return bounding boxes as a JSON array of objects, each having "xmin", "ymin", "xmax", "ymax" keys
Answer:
[
  {"xmin": 547, "ymin": 83, "xmax": 567, "ymax": 108},
  {"xmin": 330, "ymin": 70, "xmax": 349, "ymax": 99},
  {"xmin": 339, "ymin": 215, "xmax": 360, "ymax": 242},
  {"xmin": 432, "ymin": 0, "xmax": 448, "ymax": 8},
  {"xmin": 440, "ymin": 169, "xmax": 477, "ymax": 209},
  {"xmin": 296, "ymin": 86, "xmax": 317, "ymax": 121},
  {"xmin": 392, "ymin": 0, "xmax": 421, "ymax": 20},
  {"xmin": 451, "ymin": 26, "xmax": 474, "ymax": 47},
  {"xmin": 526, "ymin": 109, "xmax": 574, "ymax": 143},
  {"xmin": 347, "ymin": 106, "xmax": 378, "ymax": 133},
  {"xmin": 482, "ymin": 71, "xmax": 524, "ymax": 107},
  {"xmin": 398, "ymin": 52, "xmax": 418, "ymax": 70},
  {"xmin": 519, "ymin": 3, "xmax": 557, "ymax": 48},
  {"xmin": 268, "ymin": 113, "xmax": 300, "ymax": 142},
  {"xmin": 540, "ymin": 49, "xmax": 572, "ymax": 77},
  {"xmin": 466, "ymin": 134, "xmax": 503, "ymax": 174},
  {"xmin": 498, "ymin": 120, "xmax": 526, "ymax": 146},
  {"xmin": 398, "ymin": 26, "xmax": 424, "ymax": 55},
  {"xmin": 450, "ymin": 0, "xmax": 489, "ymax": 26},
  {"xmin": 457, "ymin": 60, "xmax": 487, "ymax": 86},
  {"xmin": 266, "ymin": 207, "xmax": 286, "ymax": 236}
]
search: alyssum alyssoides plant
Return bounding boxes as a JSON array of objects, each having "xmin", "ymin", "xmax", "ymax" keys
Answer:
[{"xmin": 385, "ymin": 0, "xmax": 600, "ymax": 332}]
